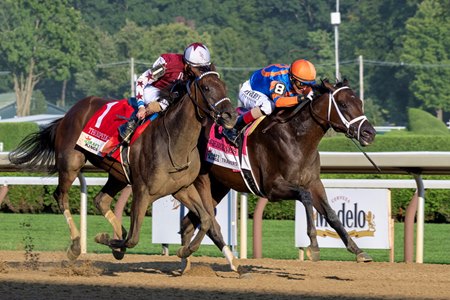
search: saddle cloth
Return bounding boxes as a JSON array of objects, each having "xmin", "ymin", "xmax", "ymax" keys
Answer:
[
  {"xmin": 205, "ymin": 117, "xmax": 266, "ymax": 196},
  {"xmin": 76, "ymin": 99, "xmax": 152, "ymax": 162}
]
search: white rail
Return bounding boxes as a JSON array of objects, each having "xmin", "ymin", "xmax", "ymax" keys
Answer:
[{"xmin": 2, "ymin": 151, "xmax": 450, "ymax": 262}]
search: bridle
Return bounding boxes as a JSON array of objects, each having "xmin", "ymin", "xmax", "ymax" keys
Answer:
[
  {"xmin": 311, "ymin": 86, "xmax": 368, "ymax": 141},
  {"xmin": 186, "ymin": 71, "xmax": 232, "ymax": 122}
]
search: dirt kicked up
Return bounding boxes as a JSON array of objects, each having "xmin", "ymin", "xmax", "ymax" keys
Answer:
[{"xmin": 0, "ymin": 250, "xmax": 449, "ymax": 300}]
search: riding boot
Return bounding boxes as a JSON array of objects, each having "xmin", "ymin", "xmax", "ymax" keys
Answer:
[
  {"xmin": 222, "ymin": 107, "xmax": 264, "ymax": 146},
  {"xmin": 118, "ymin": 114, "xmax": 138, "ymax": 143}
]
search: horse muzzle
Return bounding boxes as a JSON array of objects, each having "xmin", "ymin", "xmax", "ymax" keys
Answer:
[
  {"xmin": 358, "ymin": 125, "xmax": 376, "ymax": 146},
  {"xmin": 217, "ymin": 111, "xmax": 238, "ymax": 130}
]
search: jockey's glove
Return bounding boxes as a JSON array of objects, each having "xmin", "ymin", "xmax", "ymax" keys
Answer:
[
  {"xmin": 147, "ymin": 101, "xmax": 162, "ymax": 114},
  {"xmin": 297, "ymin": 94, "xmax": 307, "ymax": 103}
]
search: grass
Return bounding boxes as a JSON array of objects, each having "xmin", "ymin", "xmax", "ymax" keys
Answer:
[{"xmin": 0, "ymin": 213, "xmax": 449, "ymax": 264}]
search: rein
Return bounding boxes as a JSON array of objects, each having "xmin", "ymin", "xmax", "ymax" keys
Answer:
[{"xmin": 261, "ymin": 99, "xmax": 310, "ymax": 133}]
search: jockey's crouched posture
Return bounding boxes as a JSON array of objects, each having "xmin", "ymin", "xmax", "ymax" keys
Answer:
[
  {"xmin": 222, "ymin": 59, "xmax": 317, "ymax": 146},
  {"xmin": 119, "ymin": 43, "xmax": 213, "ymax": 143}
]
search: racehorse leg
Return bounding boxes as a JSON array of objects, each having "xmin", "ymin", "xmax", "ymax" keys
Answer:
[
  {"xmin": 297, "ymin": 189, "xmax": 320, "ymax": 261},
  {"xmin": 53, "ymin": 152, "xmax": 85, "ymax": 260},
  {"xmin": 173, "ymin": 185, "xmax": 212, "ymax": 261},
  {"xmin": 93, "ymin": 176, "xmax": 128, "ymax": 260},
  {"xmin": 116, "ymin": 185, "xmax": 153, "ymax": 250},
  {"xmin": 180, "ymin": 175, "xmax": 237, "ymax": 272},
  {"xmin": 266, "ymin": 181, "xmax": 320, "ymax": 261},
  {"xmin": 310, "ymin": 181, "xmax": 373, "ymax": 262}
]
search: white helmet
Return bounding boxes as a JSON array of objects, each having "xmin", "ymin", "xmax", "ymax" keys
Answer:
[{"xmin": 183, "ymin": 43, "xmax": 211, "ymax": 67}]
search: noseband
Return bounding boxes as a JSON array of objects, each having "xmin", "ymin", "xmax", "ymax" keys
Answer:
[{"xmin": 186, "ymin": 71, "xmax": 232, "ymax": 122}]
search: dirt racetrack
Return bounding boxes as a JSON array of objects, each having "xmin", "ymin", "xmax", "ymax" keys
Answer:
[{"xmin": 0, "ymin": 250, "xmax": 449, "ymax": 300}]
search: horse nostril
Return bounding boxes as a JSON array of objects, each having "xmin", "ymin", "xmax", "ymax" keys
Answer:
[{"xmin": 220, "ymin": 112, "xmax": 237, "ymax": 129}]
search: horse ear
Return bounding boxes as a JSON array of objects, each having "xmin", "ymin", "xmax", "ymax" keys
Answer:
[
  {"xmin": 323, "ymin": 79, "xmax": 334, "ymax": 90},
  {"xmin": 210, "ymin": 63, "xmax": 217, "ymax": 72},
  {"xmin": 343, "ymin": 78, "xmax": 349, "ymax": 86}
]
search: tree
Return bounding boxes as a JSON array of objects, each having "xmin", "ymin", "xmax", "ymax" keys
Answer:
[
  {"xmin": 0, "ymin": 0, "xmax": 89, "ymax": 116},
  {"xmin": 401, "ymin": 0, "xmax": 450, "ymax": 121},
  {"xmin": 340, "ymin": 0, "xmax": 420, "ymax": 125},
  {"xmin": 73, "ymin": 28, "xmax": 128, "ymax": 101}
]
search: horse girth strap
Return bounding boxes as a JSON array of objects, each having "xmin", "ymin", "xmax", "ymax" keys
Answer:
[{"xmin": 261, "ymin": 99, "xmax": 311, "ymax": 134}]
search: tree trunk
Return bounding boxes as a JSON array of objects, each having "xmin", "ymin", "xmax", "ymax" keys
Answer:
[
  {"xmin": 13, "ymin": 59, "xmax": 39, "ymax": 117},
  {"xmin": 436, "ymin": 108, "xmax": 443, "ymax": 122},
  {"xmin": 60, "ymin": 79, "xmax": 67, "ymax": 108}
]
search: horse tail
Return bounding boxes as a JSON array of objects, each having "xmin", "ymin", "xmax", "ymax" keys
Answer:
[{"xmin": 8, "ymin": 118, "xmax": 61, "ymax": 174}]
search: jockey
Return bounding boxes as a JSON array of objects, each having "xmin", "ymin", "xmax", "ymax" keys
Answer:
[
  {"xmin": 119, "ymin": 42, "xmax": 212, "ymax": 142},
  {"xmin": 222, "ymin": 59, "xmax": 316, "ymax": 146}
]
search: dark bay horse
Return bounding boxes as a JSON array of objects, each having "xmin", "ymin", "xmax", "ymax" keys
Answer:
[
  {"xmin": 9, "ymin": 71, "xmax": 237, "ymax": 261},
  {"xmin": 180, "ymin": 79, "xmax": 377, "ymax": 272}
]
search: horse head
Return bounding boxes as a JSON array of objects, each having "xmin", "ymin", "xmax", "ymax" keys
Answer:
[
  {"xmin": 312, "ymin": 79, "xmax": 376, "ymax": 146},
  {"xmin": 186, "ymin": 71, "xmax": 237, "ymax": 129}
]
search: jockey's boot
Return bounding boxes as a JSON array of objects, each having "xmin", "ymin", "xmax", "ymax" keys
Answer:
[
  {"xmin": 222, "ymin": 107, "xmax": 264, "ymax": 146},
  {"xmin": 119, "ymin": 116, "xmax": 138, "ymax": 143}
]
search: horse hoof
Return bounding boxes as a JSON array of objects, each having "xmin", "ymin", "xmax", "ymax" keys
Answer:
[
  {"xmin": 112, "ymin": 249, "xmax": 126, "ymax": 260},
  {"xmin": 94, "ymin": 233, "xmax": 111, "ymax": 245},
  {"xmin": 306, "ymin": 246, "xmax": 320, "ymax": 261},
  {"xmin": 180, "ymin": 257, "xmax": 191, "ymax": 275},
  {"xmin": 66, "ymin": 248, "xmax": 79, "ymax": 261},
  {"xmin": 66, "ymin": 237, "xmax": 81, "ymax": 261},
  {"xmin": 231, "ymin": 259, "xmax": 239, "ymax": 272},
  {"xmin": 357, "ymin": 252, "xmax": 373, "ymax": 263}
]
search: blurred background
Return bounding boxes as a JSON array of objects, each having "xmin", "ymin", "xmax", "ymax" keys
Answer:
[{"xmin": 0, "ymin": 0, "xmax": 449, "ymax": 128}]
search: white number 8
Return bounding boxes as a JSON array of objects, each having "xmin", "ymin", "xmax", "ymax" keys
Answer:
[{"xmin": 274, "ymin": 83, "xmax": 285, "ymax": 95}]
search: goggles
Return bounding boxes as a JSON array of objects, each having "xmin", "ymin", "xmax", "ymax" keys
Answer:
[{"xmin": 292, "ymin": 77, "xmax": 315, "ymax": 89}]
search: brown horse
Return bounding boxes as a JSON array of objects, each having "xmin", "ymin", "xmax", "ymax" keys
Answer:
[
  {"xmin": 180, "ymin": 79, "xmax": 377, "ymax": 272},
  {"xmin": 9, "ymin": 71, "xmax": 237, "ymax": 261}
]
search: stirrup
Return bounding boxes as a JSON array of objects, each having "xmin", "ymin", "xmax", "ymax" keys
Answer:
[{"xmin": 119, "ymin": 121, "xmax": 137, "ymax": 142}]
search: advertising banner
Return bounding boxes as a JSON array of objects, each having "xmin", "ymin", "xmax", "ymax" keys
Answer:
[
  {"xmin": 295, "ymin": 188, "xmax": 391, "ymax": 249},
  {"xmin": 152, "ymin": 192, "xmax": 237, "ymax": 246}
]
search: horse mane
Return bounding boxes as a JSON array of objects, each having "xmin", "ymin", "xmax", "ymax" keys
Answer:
[
  {"xmin": 157, "ymin": 66, "xmax": 219, "ymax": 117},
  {"xmin": 159, "ymin": 80, "xmax": 188, "ymax": 106}
]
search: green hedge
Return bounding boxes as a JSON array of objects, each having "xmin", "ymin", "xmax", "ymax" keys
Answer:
[
  {"xmin": 1, "ymin": 174, "xmax": 137, "ymax": 216},
  {"xmin": 319, "ymin": 134, "xmax": 450, "ymax": 152},
  {"xmin": 0, "ymin": 122, "xmax": 40, "ymax": 151},
  {"xmin": 1, "ymin": 110, "xmax": 450, "ymax": 222}
]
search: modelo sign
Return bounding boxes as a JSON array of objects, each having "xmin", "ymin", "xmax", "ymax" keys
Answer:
[
  {"xmin": 152, "ymin": 192, "xmax": 237, "ymax": 246},
  {"xmin": 295, "ymin": 188, "xmax": 391, "ymax": 249}
]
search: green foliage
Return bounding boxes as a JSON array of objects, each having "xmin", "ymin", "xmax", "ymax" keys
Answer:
[
  {"xmin": 407, "ymin": 108, "xmax": 450, "ymax": 135},
  {"xmin": 30, "ymin": 90, "xmax": 47, "ymax": 115},
  {"xmin": 0, "ymin": 0, "xmax": 100, "ymax": 114},
  {"xmin": 0, "ymin": 122, "xmax": 39, "ymax": 151},
  {"xmin": 401, "ymin": 0, "xmax": 450, "ymax": 117},
  {"xmin": 319, "ymin": 134, "xmax": 450, "ymax": 152},
  {"xmin": 74, "ymin": 28, "xmax": 128, "ymax": 100},
  {"xmin": 341, "ymin": 0, "xmax": 421, "ymax": 125},
  {"xmin": 362, "ymin": 97, "xmax": 388, "ymax": 126}
]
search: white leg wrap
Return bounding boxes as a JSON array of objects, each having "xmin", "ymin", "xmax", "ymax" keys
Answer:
[{"xmin": 222, "ymin": 246, "xmax": 237, "ymax": 271}]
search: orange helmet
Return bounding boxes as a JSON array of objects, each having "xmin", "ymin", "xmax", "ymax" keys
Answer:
[{"xmin": 290, "ymin": 59, "xmax": 316, "ymax": 85}]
